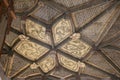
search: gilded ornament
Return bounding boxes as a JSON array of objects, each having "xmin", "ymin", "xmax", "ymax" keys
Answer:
[
  {"xmin": 26, "ymin": 19, "xmax": 52, "ymax": 45},
  {"xmin": 58, "ymin": 54, "xmax": 79, "ymax": 72},
  {"xmin": 14, "ymin": 40, "xmax": 49, "ymax": 61},
  {"xmin": 37, "ymin": 56, "xmax": 56, "ymax": 73},
  {"xmin": 52, "ymin": 19, "xmax": 73, "ymax": 45},
  {"xmin": 60, "ymin": 39, "xmax": 91, "ymax": 59}
]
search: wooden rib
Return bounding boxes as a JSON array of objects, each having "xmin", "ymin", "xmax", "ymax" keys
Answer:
[{"xmin": 3, "ymin": 0, "xmax": 16, "ymax": 19}]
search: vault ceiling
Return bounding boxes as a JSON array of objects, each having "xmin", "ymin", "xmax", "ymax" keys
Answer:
[{"xmin": 0, "ymin": 0, "xmax": 120, "ymax": 80}]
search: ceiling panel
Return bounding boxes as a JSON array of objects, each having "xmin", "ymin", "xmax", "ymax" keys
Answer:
[
  {"xmin": 25, "ymin": 19, "xmax": 52, "ymax": 45},
  {"xmin": 72, "ymin": 1, "xmax": 113, "ymax": 29},
  {"xmin": 81, "ymin": 4, "xmax": 120, "ymax": 43},
  {"xmin": 30, "ymin": 3, "xmax": 62, "ymax": 24},
  {"xmin": 53, "ymin": 0, "xmax": 90, "ymax": 8},
  {"xmin": 13, "ymin": 0, "xmax": 38, "ymax": 13},
  {"xmin": 52, "ymin": 18, "xmax": 73, "ymax": 45},
  {"xmin": 14, "ymin": 39, "xmax": 49, "ymax": 61},
  {"xmin": 59, "ymin": 39, "xmax": 91, "ymax": 59}
]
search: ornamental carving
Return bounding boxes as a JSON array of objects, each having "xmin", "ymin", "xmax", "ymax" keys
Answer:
[
  {"xmin": 58, "ymin": 54, "xmax": 85, "ymax": 72},
  {"xmin": 26, "ymin": 19, "xmax": 52, "ymax": 45},
  {"xmin": 1, "ymin": 0, "xmax": 120, "ymax": 79},
  {"xmin": 14, "ymin": 40, "xmax": 49, "ymax": 61},
  {"xmin": 59, "ymin": 39, "xmax": 91, "ymax": 59},
  {"xmin": 52, "ymin": 19, "xmax": 73, "ymax": 45},
  {"xmin": 37, "ymin": 56, "xmax": 56, "ymax": 73}
]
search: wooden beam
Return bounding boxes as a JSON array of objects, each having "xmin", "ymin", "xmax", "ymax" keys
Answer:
[
  {"xmin": 0, "ymin": 0, "xmax": 16, "ymax": 56},
  {"xmin": 0, "ymin": 15, "xmax": 7, "ymax": 56},
  {"xmin": 3, "ymin": 0, "xmax": 16, "ymax": 19}
]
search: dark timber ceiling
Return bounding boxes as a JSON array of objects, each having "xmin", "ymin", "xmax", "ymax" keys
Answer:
[{"xmin": 0, "ymin": 0, "xmax": 120, "ymax": 80}]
